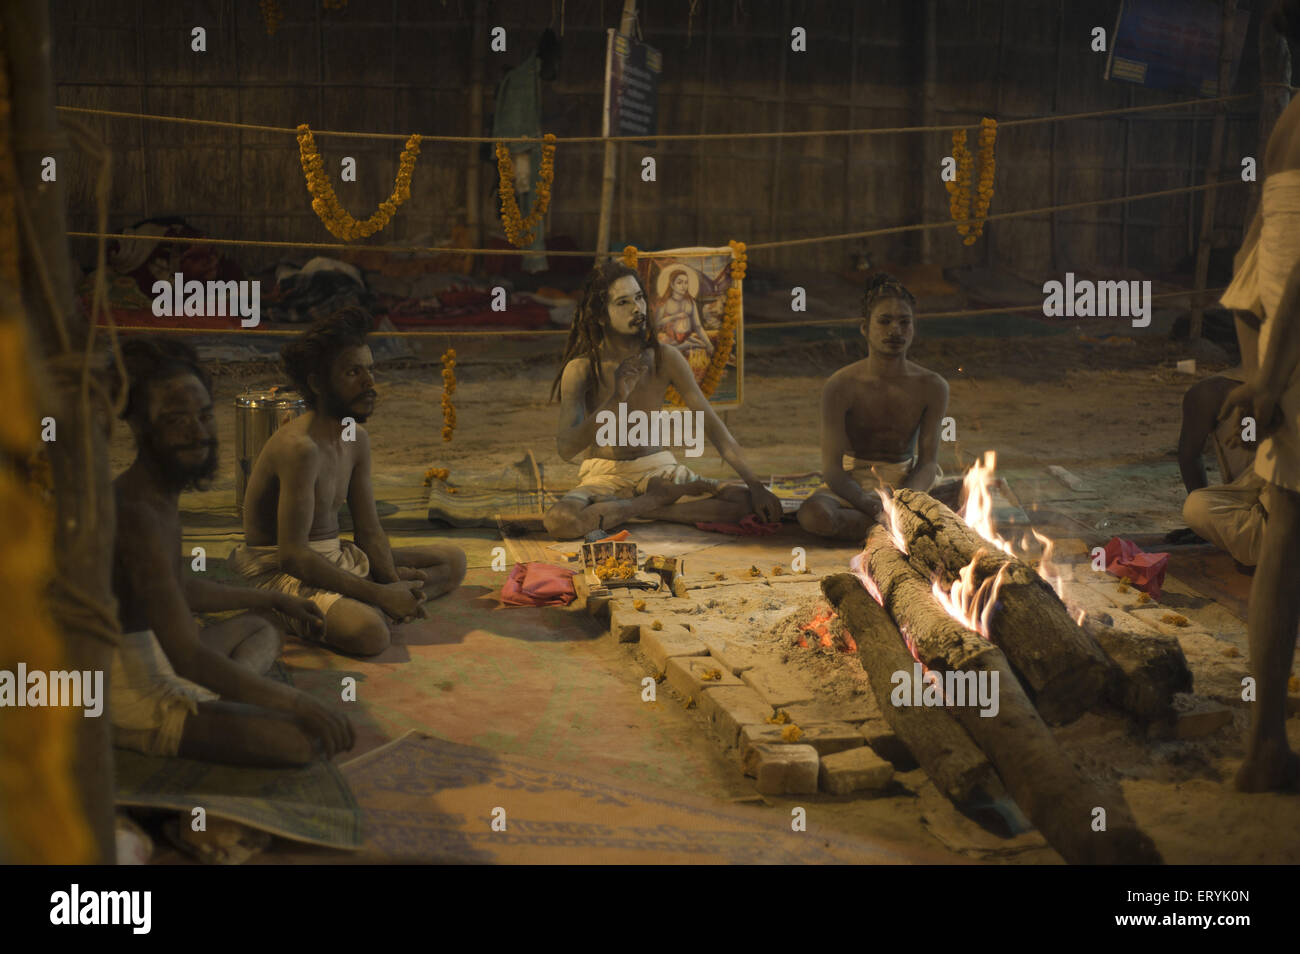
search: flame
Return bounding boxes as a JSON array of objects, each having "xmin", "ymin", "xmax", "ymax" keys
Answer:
[
  {"xmin": 930, "ymin": 550, "xmax": 1009, "ymax": 638},
  {"xmin": 875, "ymin": 485, "xmax": 908, "ymax": 555},
  {"xmin": 1074, "ymin": 608, "xmax": 1087, "ymax": 627},
  {"xmin": 1031, "ymin": 529, "xmax": 1066, "ymax": 599},
  {"xmin": 798, "ymin": 606, "xmax": 855, "ymax": 653},
  {"xmin": 959, "ymin": 451, "xmax": 1015, "ymax": 556},
  {"xmin": 851, "ymin": 551, "xmax": 884, "ymax": 604}
]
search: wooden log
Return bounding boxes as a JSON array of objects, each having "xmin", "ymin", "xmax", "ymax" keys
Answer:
[
  {"xmin": 857, "ymin": 527, "xmax": 1163, "ymax": 864},
  {"xmin": 822, "ymin": 574, "xmax": 999, "ymax": 805},
  {"xmin": 1082, "ymin": 617, "xmax": 1193, "ymax": 722},
  {"xmin": 888, "ymin": 488, "xmax": 1111, "ymax": 725}
]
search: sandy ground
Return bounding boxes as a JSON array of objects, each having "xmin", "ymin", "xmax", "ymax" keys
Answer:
[{"xmin": 116, "ymin": 301, "xmax": 1300, "ymax": 865}]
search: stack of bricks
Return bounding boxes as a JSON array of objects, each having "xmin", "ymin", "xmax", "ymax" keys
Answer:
[{"xmin": 597, "ymin": 590, "xmax": 897, "ymax": 797}]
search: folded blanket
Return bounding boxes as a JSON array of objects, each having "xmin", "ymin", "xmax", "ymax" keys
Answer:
[
  {"xmin": 501, "ymin": 562, "xmax": 576, "ymax": 607},
  {"xmin": 1104, "ymin": 537, "xmax": 1169, "ymax": 600}
]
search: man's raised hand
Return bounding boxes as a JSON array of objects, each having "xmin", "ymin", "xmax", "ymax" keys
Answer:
[{"xmin": 614, "ymin": 353, "xmax": 651, "ymax": 400}]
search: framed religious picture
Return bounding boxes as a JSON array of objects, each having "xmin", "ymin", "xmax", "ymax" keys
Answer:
[{"xmin": 637, "ymin": 245, "xmax": 744, "ymax": 410}]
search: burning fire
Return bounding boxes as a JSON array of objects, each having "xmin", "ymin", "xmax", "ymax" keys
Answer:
[
  {"xmin": 1031, "ymin": 529, "xmax": 1066, "ymax": 600},
  {"xmin": 930, "ymin": 550, "xmax": 1009, "ymax": 639},
  {"xmin": 799, "ymin": 606, "xmax": 856, "ymax": 654},
  {"xmin": 959, "ymin": 451, "xmax": 1016, "ymax": 557},
  {"xmin": 874, "ymin": 484, "xmax": 909, "ymax": 556},
  {"xmin": 862, "ymin": 448, "xmax": 1085, "ymax": 639}
]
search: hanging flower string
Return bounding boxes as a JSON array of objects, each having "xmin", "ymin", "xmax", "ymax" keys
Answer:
[
  {"xmin": 260, "ymin": 0, "xmax": 284, "ymax": 35},
  {"xmin": 945, "ymin": 117, "xmax": 997, "ymax": 246},
  {"xmin": 440, "ymin": 348, "xmax": 457, "ymax": 442},
  {"xmin": 621, "ymin": 245, "xmax": 638, "ymax": 268},
  {"xmin": 297, "ymin": 124, "xmax": 421, "ymax": 240},
  {"xmin": 496, "ymin": 133, "xmax": 557, "ymax": 247}
]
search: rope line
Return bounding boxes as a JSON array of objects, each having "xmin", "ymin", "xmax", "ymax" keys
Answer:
[
  {"xmin": 67, "ymin": 178, "xmax": 1244, "ymax": 258},
  {"xmin": 101, "ymin": 286, "xmax": 1229, "ymax": 338},
  {"xmin": 54, "ymin": 91, "xmax": 1258, "ymax": 145}
]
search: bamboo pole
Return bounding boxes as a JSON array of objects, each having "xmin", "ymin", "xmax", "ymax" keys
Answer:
[
  {"xmin": 467, "ymin": 1, "xmax": 486, "ymax": 257},
  {"xmin": 1190, "ymin": 0, "xmax": 1239, "ymax": 342},
  {"xmin": 594, "ymin": 0, "xmax": 638, "ymax": 262}
]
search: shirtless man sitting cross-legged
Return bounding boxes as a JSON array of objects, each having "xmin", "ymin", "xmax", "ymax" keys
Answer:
[
  {"xmin": 544, "ymin": 261, "xmax": 783, "ymax": 539},
  {"xmin": 230, "ymin": 308, "xmax": 467, "ymax": 656},
  {"xmin": 111, "ymin": 338, "xmax": 353, "ymax": 765},
  {"xmin": 798, "ymin": 274, "xmax": 960, "ymax": 541}
]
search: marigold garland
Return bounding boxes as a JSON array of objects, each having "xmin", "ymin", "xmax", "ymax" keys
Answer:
[
  {"xmin": 440, "ymin": 348, "xmax": 457, "ymax": 442},
  {"xmin": 945, "ymin": 117, "xmax": 997, "ymax": 246},
  {"xmin": 621, "ymin": 245, "xmax": 638, "ymax": 268},
  {"xmin": 296, "ymin": 124, "xmax": 421, "ymax": 240},
  {"xmin": 496, "ymin": 133, "xmax": 557, "ymax": 247},
  {"xmin": 260, "ymin": 0, "xmax": 284, "ymax": 35}
]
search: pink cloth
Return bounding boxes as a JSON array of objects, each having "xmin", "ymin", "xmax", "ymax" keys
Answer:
[
  {"xmin": 694, "ymin": 513, "xmax": 783, "ymax": 536},
  {"xmin": 501, "ymin": 562, "xmax": 577, "ymax": 607},
  {"xmin": 1104, "ymin": 537, "xmax": 1169, "ymax": 599}
]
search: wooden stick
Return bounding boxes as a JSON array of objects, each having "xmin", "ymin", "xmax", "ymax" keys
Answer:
[
  {"xmin": 822, "ymin": 573, "xmax": 999, "ymax": 805},
  {"xmin": 888, "ymin": 488, "xmax": 1111, "ymax": 724},
  {"xmin": 857, "ymin": 527, "xmax": 1163, "ymax": 864},
  {"xmin": 1083, "ymin": 616, "xmax": 1192, "ymax": 722}
]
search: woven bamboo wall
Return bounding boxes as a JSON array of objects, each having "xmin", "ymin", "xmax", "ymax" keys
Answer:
[{"xmin": 51, "ymin": 0, "xmax": 1265, "ymax": 279}]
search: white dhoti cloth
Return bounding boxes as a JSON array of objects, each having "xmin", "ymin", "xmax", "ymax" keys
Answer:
[
  {"xmin": 110, "ymin": 630, "xmax": 218, "ymax": 757},
  {"xmin": 560, "ymin": 450, "xmax": 725, "ymax": 505},
  {"xmin": 228, "ymin": 537, "xmax": 371, "ymax": 637},
  {"xmin": 814, "ymin": 455, "xmax": 941, "ymax": 506},
  {"xmin": 1221, "ymin": 170, "xmax": 1300, "ymax": 491}
]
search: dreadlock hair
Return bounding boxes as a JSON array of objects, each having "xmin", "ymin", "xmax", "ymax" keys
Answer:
[
  {"xmin": 120, "ymin": 335, "xmax": 212, "ymax": 423},
  {"xmin": 280, "ymin": 306, "xmax": 373, "ymax": 408},
  {"xmin": 549, "ymin": 261, "xmax": 659, "ymax": 402},
  {"xmin": 861, "ymin": 272, "xmax": 917, "ymax": 319}
]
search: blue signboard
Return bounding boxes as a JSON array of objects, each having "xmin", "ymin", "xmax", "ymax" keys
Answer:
[{"xmin": 1105, "ymin": 0, "xmax": 1250, "ymax": 96}]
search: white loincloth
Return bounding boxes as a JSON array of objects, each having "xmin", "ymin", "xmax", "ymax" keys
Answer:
[
  {"xmin": 111, "ymin": 629, "xmax": 218, "ymax": 757},
  {"xmin": 1220, "ymin": 170, "xmax": 1300, "ymax": 492},
  {"xmin": 228, "ymin": 536, "xmax": 371, "ymax": 637}
]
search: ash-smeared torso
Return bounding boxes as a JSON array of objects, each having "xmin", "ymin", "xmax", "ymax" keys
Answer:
[
  {"xmin": 829, "ymin": 359, "xmax": 945, "ymax": 463},
  {"xmin": 242, "ymin": 413, "xmax": 360, "ymax": 545},
  {"xmin": 112, "ymin": 479, "xmax": 185, "ymax": 634},
  {"xmin": 578, "ymin": 347, "xmax": 674, "ymax": 461}
]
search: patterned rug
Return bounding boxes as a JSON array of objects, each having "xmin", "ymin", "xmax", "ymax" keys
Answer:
[
  {"xmin": 338, "ymin": 730, "xmax": 937, "ymax": 864},
  {"xmin": 114, "ymin": 749, "xmax": 362, "ymax": 851}
]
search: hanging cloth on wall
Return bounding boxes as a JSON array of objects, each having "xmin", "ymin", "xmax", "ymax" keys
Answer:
[{"xmin": 492, "ymin": 52, "xmax": 547, "ymax": 272}]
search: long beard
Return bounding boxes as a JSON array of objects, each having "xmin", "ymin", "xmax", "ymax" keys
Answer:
[{"xmin": 142, "ymin": 432, "xmax": 219, "ymax": 493}]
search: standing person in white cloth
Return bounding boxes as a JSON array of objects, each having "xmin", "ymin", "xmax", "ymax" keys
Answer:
[{"xmin": 1219, "ymin": 0, "xmax": 1300, "ymax": 793}]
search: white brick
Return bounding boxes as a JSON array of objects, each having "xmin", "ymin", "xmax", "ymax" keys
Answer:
[
  {"xmin": 640, "ymin": 625, "xmax": 708, "ymax": 673},
  {"xmin": 743, "ymin": 743, "xmax": 820, "ymax": 795},
  {"xmin": 819, "ymin": 747, "xmax": 894, "ymax": 795}
]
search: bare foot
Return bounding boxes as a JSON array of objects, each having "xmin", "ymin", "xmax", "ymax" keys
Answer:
[
  {"xmin": 1234, "ymin": 747, "xmax": 1300, "ymax": 793},
  {"xmin": 643, "ymin": 476, "xmax": 711, "ymax": 505}
]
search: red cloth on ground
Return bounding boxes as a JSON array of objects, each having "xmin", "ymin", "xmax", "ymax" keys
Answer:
[
  {"xmin": 501, "ymin": 562, "xmax": 577, "ymax": 606},
  {"xmin": 1104, "ymin": 536, "xmax": 1169, "ymax": 599},
  {"xmin": 694, "ymin": 513, "xmax": 782, "ymax": 536}
]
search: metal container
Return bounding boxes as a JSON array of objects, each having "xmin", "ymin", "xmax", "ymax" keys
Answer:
[{"xmin": 234, "ymin": 386, "xmax": 306, "ymax": 509}]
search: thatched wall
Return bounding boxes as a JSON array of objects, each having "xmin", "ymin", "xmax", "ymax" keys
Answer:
[{"xmin": 52, "ymin": 0, "xmax": 1267, "ymax": 279}]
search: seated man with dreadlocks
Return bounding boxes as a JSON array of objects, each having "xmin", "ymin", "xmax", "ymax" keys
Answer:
[
  {"xmin": 111, "ymin": 337, "xmax": 353, "ymax": 764},
  {"xmin": 797, "ymin": 273, "xmax": 959, "ymax": 541},
  {"xmin": 230, "ymin": 308, "xmax": 466, "ymax": 657},
  {"xmin": 544, "ymin": 261, "xmax": 784, "ymax": 539}
]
